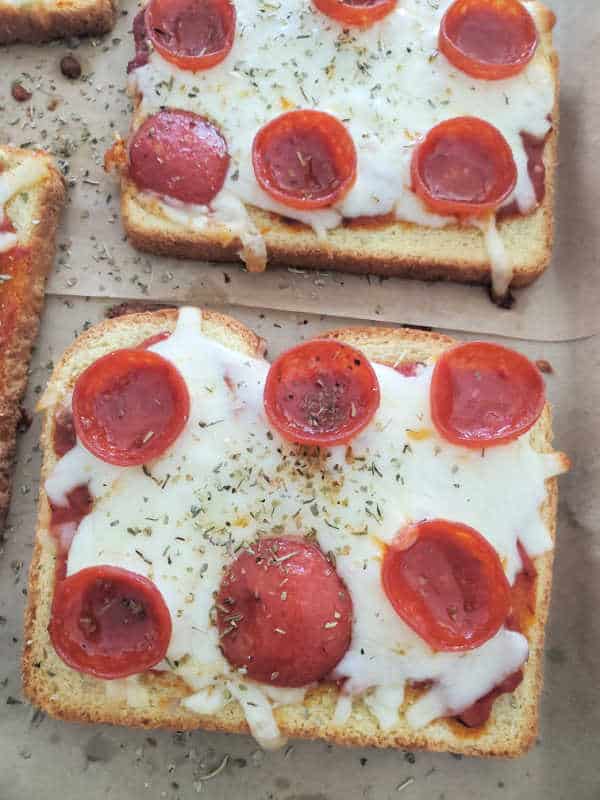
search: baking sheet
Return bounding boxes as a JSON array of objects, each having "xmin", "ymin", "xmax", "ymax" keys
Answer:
[
  {"xmin": 0, "ymin": 0, "xmax": 599, "ymax": 342},
  {"xmin": 0, "ymin": 297, "xmax": 598, "ymax": 800}
]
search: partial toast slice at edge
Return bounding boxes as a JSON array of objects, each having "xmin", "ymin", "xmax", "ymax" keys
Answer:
[{"xmin": 0, "ymin": 147, "xmax": 66, "ymax": 529}]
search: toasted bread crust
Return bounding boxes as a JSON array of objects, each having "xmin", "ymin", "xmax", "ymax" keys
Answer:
[
  {"xmin": 22, "ymin": 309, "xmax": 568, "ymax": 757},
  {"xmin": 0, "ymin": 0, "xmax": 117, "ymax": 44},
  {"xmin": 119, "ymin": 3, "xmax": 558, "ymax": 288},
  {"xmin": 0, "ymin": 148, "xmax": 65, "ymax": 529}
]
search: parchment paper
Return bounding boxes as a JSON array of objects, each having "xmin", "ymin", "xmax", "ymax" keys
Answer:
[
  {"xmin": 0, "ymin": 0, "xmax": 598, "ymax": 342},
  {"xmin": 0, "ymin": 297, "xmax": 597, "ymax": 800}
]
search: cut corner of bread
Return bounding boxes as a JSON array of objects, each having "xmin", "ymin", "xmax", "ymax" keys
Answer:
[
  {"xmin": 23, "ymin": 308, "xmax": 567, "ymax": 757},
  {"xmin": 0, "ymin": 0, "xmax": 117, "ymax": 44}
]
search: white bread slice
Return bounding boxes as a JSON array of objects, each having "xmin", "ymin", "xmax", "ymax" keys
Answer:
[
  {"xmin": 22, "ymin": 308, "xmax": 569, "ymax": 757},
  {"xmin": 0, "ymin": 0, "xmax": 117, "ymax": 44},
  {"xmin": 0, "ymin": 146, "xmax": 65, "ymax": 528},
  {"xmin": 118, "ymin": 2, "xmax": 558, "ymax": 289}
]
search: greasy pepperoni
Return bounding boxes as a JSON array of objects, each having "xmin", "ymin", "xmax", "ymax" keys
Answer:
[
  {"xmin": 146, "ymin": 0, "xmax": 235, "ymax": 71},
  {"xmin": 54, "ymin": 407, "xmax": 76, "ymax": 457},
  {"xmin": 263, "ymin": 339, "xmax": 380, "ymax": 447},
  {"xmin": 129, "ymin": 110, "xmax": 230, "ymax": 205},
  {"xmin": 72, "ymin": 348, "xmax": 190, "ymax": 466},
  {"xmin": 411, "ymin": 117, "xmax": 517, "ymax": 217},
  {"xmin": 49, "ymin": 565, "xmax": 172, "ymax": 679},
  {"xmin": 127, "ymin": 9, "xmax": 150, "ymax": 73},
  {"xmin": 137, "ymin": 331, "xmax": 171, "ymax": 349},
  {"xmin": 216, "ymin": 537, "xmax": 353, "ymax": 686},
  {"xmin": 312, "ymin": 0, "xmax": 397, "ymax": 28},
  {"xmin": 430, "ymin": 342, "xmax": 545, "ymax": 448},
  {"xmin": 382, "ymin": 519, "xmax": 511, "ymax": 652},
  {"xmin": 439, "ymin": 0, "xmax": 538, "ymax": 80},
  {"xmin": 252, "ymin": 110, "xmax": 357, "ymax": 210},
  {"xmin": 457, "ymin": 669, "xmax": 523, "ymax": 727},
  {"xmin": 49, "ymin": 485, "xmax": 93, "ymax": 581}
]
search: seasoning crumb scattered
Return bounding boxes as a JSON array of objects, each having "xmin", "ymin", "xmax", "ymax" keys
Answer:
[{"xmin": 60, "ymin": 54, "xmax": 82, "ymax": 80}]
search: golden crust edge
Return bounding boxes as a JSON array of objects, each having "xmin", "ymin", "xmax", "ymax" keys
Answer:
[{"xmin": 0, "ymin": 0, "xmax": 117, "ymax": 44}]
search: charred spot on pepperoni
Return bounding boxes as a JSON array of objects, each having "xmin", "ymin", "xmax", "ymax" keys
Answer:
[
  {"xmin": 263, "ymin": 339, "xmax": 380, "ymax": 447},
  {"xmin": 216, "ymin": 537, "xmax": 353, "ymax": 686},
  {"xmin": 430, "ymin": 341, "xmax": 545, "ymax": 448},
  {"xmin": 382, "ymin": 520, "xmax": 511, "ymax": 652},
  {"xmin": 128, "ymin": 110, "xmax": 230, "ymax": 206},
  {"xmin": 49, "ymin": 566, "xmax": 172, "ymax": 679},
  {"xmin": 411, "ymin": 117, "xmax": 517, "ymax": 217},
  {"xmin": 439, "ymin": 0, "xmax": 538, "ymax": 80},
  {"xmin": 252, "ymin": 110, "xmax": 357, "ymax": 210},
  {"xmin": 146, "ymin": 0, "xmax": 236, "ymax": 71},
  {"xmin": 312, "ymin": 0, "xmax": 397, "ymax": 27},
  {"xmin": 72, "ymin": 348, "xmax": 190, "ymax": 466}
]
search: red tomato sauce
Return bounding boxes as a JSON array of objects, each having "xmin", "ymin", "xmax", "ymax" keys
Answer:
[
  {"xmin": 50, "ymin": 408, "xmax": 92, "ymax": 580},
  {"xmin": 455, "ymin": 541, "xmax": 536, "ymax": 727},
  {"xmin": 498, "ymin": 131, "xmax": 549, "ymax": 221}
]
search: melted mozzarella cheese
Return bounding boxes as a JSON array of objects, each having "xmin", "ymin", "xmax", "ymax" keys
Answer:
[
  {"xmin": 0, "ymin": 159, "xmax": 48, "ymax": 206},
  {"xmin": 47, "ymin": 308, "xmax": 564, "ymax": 748},
  {"xmin": 130, "ymin": 0, "xmax": 555, "ymax": 288},
  {"xmin": 0, "ymin": 231, "xmax": 18, "ymax": 254},
  {"xmin": 0, "ymin": 158, "xmax": 49, "ymax": 248}
]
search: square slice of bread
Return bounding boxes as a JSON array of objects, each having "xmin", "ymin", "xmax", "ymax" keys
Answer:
[
  {"xmin": 0, "ymin": 146, "xmax": 65, "ymax": 528},
  {"xmin": 22, "ymin": 308, "xmax": 569, "ymax": 757},
  {"xmin": 118, "ymin": 1, "xmax": 558, "ymax": 290},
  {"xmin": 0, "ymin": 0, "xmax": 117, "ymax": 44}
]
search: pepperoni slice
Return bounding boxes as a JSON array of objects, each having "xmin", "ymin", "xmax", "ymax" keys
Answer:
[
  {"xmin": 129, "ymin": 110, "xmax": 230, "ymax": 205},
  {"xmin": 312, "ymin": 0, "xmax": 397, "ymax": 28},
  {"xmin": 439, "ymin": 0, "xmax": 538, "ymax": 80},
  {"xmin": 382, "ymin": 519, "xmax": 511, "ymax": 652},
  {"xmin": 72, "ymin": 348, "xmax": 190, "ymax": 466},
  {"xmin": 49, "ymin": 565, "xmax": 172, "ymax": 679},
  {"xmin": 430, "ymin": 342, "xmax": 545, "ymax": 448},
  {"xmin": 263, "ymin": 339, "xmax": 380, "ymax": 447},
  {"xmin": 411, "ymin": 117, "xmax": 517, "ymax": 217},
  {"xmin": 216, "ymin": 537, "xmax": 353, "ymax": 686},
  {"xmin": 146, "ymin": 0, "xmax": 235, "ymax": 72},
  {"xmin": 138, "ymin": 331, "xmax": 171, "ymax": 349},
  {"xmin": 252, "ymin": 110, "xmax": 357, "ymax": 210}
]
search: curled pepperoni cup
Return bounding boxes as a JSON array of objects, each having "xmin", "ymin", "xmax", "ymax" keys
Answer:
[
  {"xmin": 382, "ymin": 520, "xmax": 511, "ymax": 652},
  {"xmin": 263, "ymin": 339, "xmax": 380, "ymax": 447},
  {"xmin": 252, "ymin": 110, "xmax": 357, "ymax": 210},
  {"xmin": 430, "ymin": 341, "xmax": 545, "ymax": 448},
  {"xmin": 439, "ymin": 0, "xmax": 538, "ymax": 81},
  {"xmin": 312, "ymin": 0, "xmax": 397, "ymax": 28},
  {"xmin": 146, "ymin": 0, "xmax": 235, "ymax": 71},
  {"xmin": 129, "ymin": 110, "xmax": 230, "ymax": 206},
  {"xmin": 49, "ymin": 566, "xmax": 172, "ymax": 679},
  {"xmin": 72, "ymin": 348, "xmax": 190, "ymax": 466},
  {"xmin": 411, "ymin": 116, "xmax": 517, "ymax": 217},
  {"xmin": 216, "ymin": 537, "xmax": 353, "ymax": 686}
]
